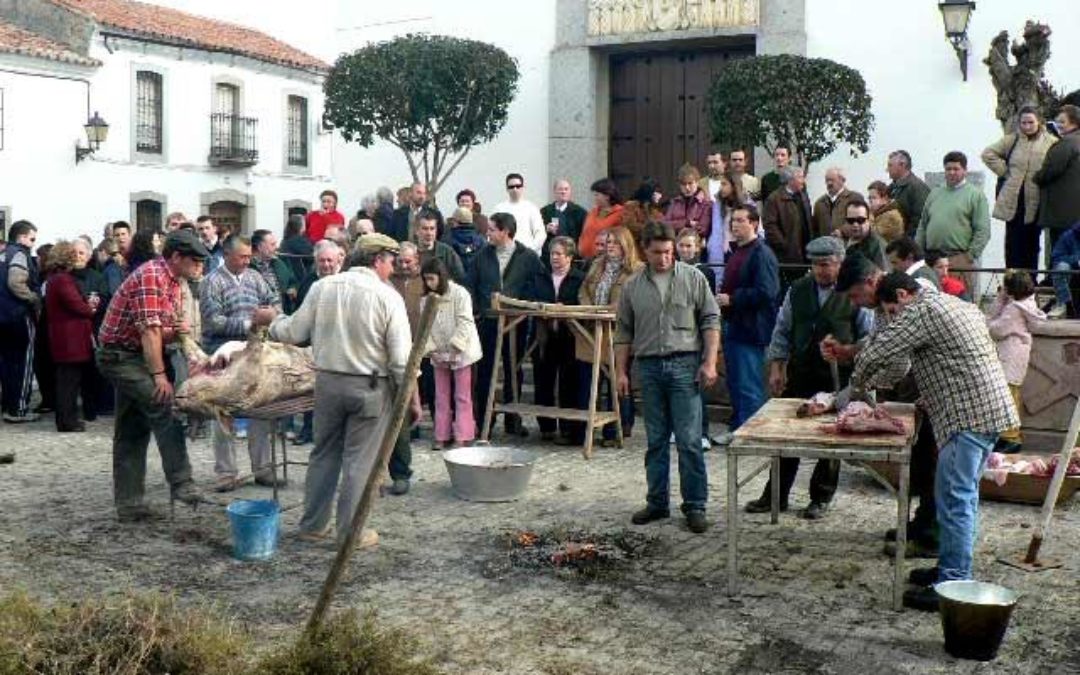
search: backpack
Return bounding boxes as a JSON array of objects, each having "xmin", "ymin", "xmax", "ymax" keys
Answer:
[{"xmin": 447, "ymin": 227, "xmax": 485, "ymax": 278}]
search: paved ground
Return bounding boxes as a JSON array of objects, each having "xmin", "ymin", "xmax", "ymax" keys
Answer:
[{"xmin": 1, "ymin": 413, "xmax": 1078, "ymax": 674}]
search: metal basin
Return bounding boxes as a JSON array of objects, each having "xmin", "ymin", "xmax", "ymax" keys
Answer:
[
  {"xmin": 442, "ymin": 446, "xmax": 538, "ymax": 502},
  {"xmin": 935, "ymin": 581, "xmax": 1019, "ymax": 661}
]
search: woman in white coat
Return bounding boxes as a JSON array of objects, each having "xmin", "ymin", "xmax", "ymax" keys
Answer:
[{"xmin": 421, "ymin": 257, "xmax": 483, "ymax": 449}]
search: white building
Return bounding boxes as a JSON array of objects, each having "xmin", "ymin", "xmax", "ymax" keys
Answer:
[{"xmin": 0, "ymin": 0, "xmax": 333, "ymax": 242}]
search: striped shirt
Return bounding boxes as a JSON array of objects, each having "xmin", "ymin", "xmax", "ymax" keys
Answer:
[
  {"xmin": 199, "ymin": 265, "xmax": 279, "ymax": 353},
  {"xmin": 852, "ymin": 289, "xmax": 1018, "ymax": 446}
]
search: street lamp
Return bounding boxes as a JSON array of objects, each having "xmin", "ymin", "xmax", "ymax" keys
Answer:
[
  {"xmin": 75, "ymin": 111, "xmax": 109, "ymax": 163},
  {"xmin": 939, "ymin": 0, "xmax": 976, "ymax": 81}
]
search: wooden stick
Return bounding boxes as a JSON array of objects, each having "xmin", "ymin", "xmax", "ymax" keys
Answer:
[
  {"xmin": 305, "ymin": 296, "xmax": 438, "ymax": 635},
  {"xmin": 1023, "ymin": 395, "xmax": 1080, "ymax": 564}
]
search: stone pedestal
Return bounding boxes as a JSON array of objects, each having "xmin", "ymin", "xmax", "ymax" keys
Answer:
[{"xmin": 1020, "ymin": 319, "xmax": 1080, "ymax": 451}]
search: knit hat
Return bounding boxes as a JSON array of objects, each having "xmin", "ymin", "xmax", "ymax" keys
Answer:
[{"xmin": 452, "ymin": 207, "xmax": 474, "ymax": 225}]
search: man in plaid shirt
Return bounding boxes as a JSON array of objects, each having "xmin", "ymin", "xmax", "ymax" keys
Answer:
[
  {"xmin": 850, "ymin": 271, "xmax": 1018, "ymax": 611},
  {"xmin": 97, "ymin": 230, "xmax": 208, "ymax": 521}
]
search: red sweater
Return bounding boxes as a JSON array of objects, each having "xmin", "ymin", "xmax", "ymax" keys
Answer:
[
  {"xmin": 305, "ymin": 209, "xmax": 345, "ymax": 243},
  {"xmin": 46, "ymin": 272, "xmax": 96, "ymax": 363}
]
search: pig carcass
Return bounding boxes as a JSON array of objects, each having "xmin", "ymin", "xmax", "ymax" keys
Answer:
[
  {"xmin": 821, "ymin": 402, "xmax": 907, "ymax": 435},
  {"xmin": 175, "ymin": 335, "xmax": 315, "ymax": 419}
]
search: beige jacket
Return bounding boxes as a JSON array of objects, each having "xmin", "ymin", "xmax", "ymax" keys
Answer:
[
  {"xmin": 423, "ymin": 281, "xmax": 482, "ymax": 369},
  {"xmin": 982, "ymin": 130, "xmax": 1056, "ymax": 223}
]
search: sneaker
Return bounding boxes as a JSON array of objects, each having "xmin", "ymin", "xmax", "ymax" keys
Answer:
[
  {"xmin": 171, "ymin": 481, "xmax": 204, "ymax": 505},
  {"xmin": 745, "ymin": 495, "xmax": 788, "ymax": 514},
  {"xmin": 1047, "ymin": 302, "xmax": 1068, "ymax": 319},
  {"xmin": 685, "ymin": 510, "xmax": 708, "ymax": 533},
  {"xmin": 907, "ymin": 566, "xmax": 939, "ymax": 587},
  {"xmin": 712, "ymin": 431, "xmax": 734, "ymax": 446},
  {"xmin": 631, "ymin": 506, "xmax": 670, "ymax": 525},
  {"xmin": 388, "ymin": 478, "xmax": 410, "ymax": 495},
  {"xmin": 902, "ymin": 585, "xmax": 939, "ymax": 612},
  {"xmin": 700, "ymin": 437, "xmax": 712, "ymax": 451},
  {"xmin": 801, "ymin": 501, "xmax": 829, "ymax": 520},
  {"xmin": 3, "ymin": 412, "xmax": 40, "ymax": 423},
  {"xmin": 214, "ymin": 476, "xmax": 241, "ymax": 493},
  {"xmin": 297, "ymin": 526, "xmax": 334, "ymax": 543}
]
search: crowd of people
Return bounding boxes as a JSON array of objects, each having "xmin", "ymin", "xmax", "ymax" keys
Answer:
[{"xmin": 2, "ymin": 103, "xmax": 1080, "ymax": 609}]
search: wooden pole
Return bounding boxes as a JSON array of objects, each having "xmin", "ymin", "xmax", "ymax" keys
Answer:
[
  {"xmin": 1022, "ymin": 395, "xmax": 1080, "ymax": 564},
  {"xmin": 305, "ymin": 296, "xmax": 438, "ymax": 635}
]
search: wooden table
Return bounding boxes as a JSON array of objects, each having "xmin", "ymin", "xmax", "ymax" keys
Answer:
[
  {"xmin": 725, "ymin": 398, "xmax": 918, "ymax": 610},
  {"xmin": 237, "ymin": 394, "xmax": 315, "ymax": 508}
]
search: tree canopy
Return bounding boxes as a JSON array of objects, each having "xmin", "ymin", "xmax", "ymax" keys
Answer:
[
  {"xmin": 708, "ymin": 54, "xmax": 874, "ymax": 171},
  {"xmin": 323, "ymin": 34, "xmax": 519, "ymax": 197}
]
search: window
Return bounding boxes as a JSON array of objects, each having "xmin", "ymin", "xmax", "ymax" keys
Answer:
[
  {"xmin": 135, "ymin": 199, "xmax": 162, "ymax": 233},
  {"xmin": 286, "ymin": 95, "xmax": 308, "ymax": 167},
  {"xmin": 135, "ymin": 71, "xmax": 163, "ymax": 154}
]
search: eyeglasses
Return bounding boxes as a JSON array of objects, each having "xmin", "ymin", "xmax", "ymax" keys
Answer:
[
  {"xmin": 506, "ymin": 184, "xmax": 524, "ymax": 190},
  {"xmin": 845, "ymin": 217, "xmax": 869, "ymax": 225}
]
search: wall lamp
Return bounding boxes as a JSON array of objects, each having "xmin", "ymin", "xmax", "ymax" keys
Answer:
[
  {"xmin": 75, "ymin": 111, "xmax": 109, "ymax": 163},
  {"xmin": 939, "ymin": 0, "xmax": 976, "ymax": 81}
]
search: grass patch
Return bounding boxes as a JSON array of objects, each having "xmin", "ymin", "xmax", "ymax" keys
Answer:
[{"xmin": 0, "ymin": 593, "xmax": 438, "ymax": 675}]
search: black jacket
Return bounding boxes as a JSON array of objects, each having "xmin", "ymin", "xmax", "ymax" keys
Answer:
[
  {"xmin": 468, "ymin": 241, "xmax": 547, "ymax": 317},
  {"xmin": 1035, "ymin": 127, "xmax": 1080, "ymax": 230},
  {"xmin": 536, "ymin": 266, "xmax": 586, "ymax": 305},
  {"xmin": 539, "ymin": 201, "xmax": 588, "ymax": 265},
  {"xmin": 389, "ymin": 204, "xmax": 445, "ymax": 242}
]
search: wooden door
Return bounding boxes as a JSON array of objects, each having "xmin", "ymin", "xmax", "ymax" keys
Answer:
[
  {"xmin": 135, "ymin": 199, "xmax": 162, "ymax": 233},
  {"xmin": 608, "ymin": 46, "xmax": 753, "ymax": 201}
]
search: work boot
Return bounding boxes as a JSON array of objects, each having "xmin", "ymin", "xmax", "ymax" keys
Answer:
[
  {"xmin": 631, "ymin": 506, "xmax": 670, "ymax": 525},
  {"xmin": 902, "ymin": 585, "xmax": 939, "ymax": 612},
  {"xmin": 745, "ymin": 495, "xmax": 788, "ymax": 514},
  {"xmin": 388, "ymin": 478, "xmax": 410, "ymax": 495},
  {"xmin": 685, "ymin": 510, "xmax": 708, "ymax": 533},
  {"xmin": 907, "ymin": 566, "xmax": 939, "ymax": 587},
  {"xmin": 171, "ymin": 480, "xmax": 204, "ymax": 506},
  {"xmin": 801, "ymin": 501, "xmax": 829, "ymax": 520}
]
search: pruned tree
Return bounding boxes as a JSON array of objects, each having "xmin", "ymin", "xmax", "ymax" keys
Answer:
[
  {"xmin": 324, "ymin": 34, "xmax": 519, "ymax": 198},
  {"xmin": 707, "ymin": 54, "xmax": 874, "ymax": 173},
  {"xmin": 985, "ymin": 21, "xmax": 1060, "ymax": 131}
]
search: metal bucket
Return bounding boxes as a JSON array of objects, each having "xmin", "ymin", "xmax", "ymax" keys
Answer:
[
  {"xmin": 442, "ymin": 446, "xmax": 538, "ymax": 502},
  {"xmin": 935, "ymin": 581, "xmax": 1018, "ymax": 661}
]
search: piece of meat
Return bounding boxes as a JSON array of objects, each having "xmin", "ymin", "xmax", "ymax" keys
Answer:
[
  {"xmin": 175, "ymin": 335, "xmax": 314, "ymax": 418},
  {"xmin": 1047, "ymin": 448, "xmax": 1080, "ymax": 477},
  {"xmin": 797, "ymin": 392, "xmax": 836, "ymax": 418},
  {"xmin": 821, "ymin": 402, "xmax": 906, "ymax": 435}
]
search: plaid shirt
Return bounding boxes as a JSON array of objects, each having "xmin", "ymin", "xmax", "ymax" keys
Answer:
[
  {"xmin": 98, "ymin": 258, "xmax": 181, "ymax": 350},
  {"xmin": 852, "ymin": 288, "xmax": 1018, "ymax": 446}
]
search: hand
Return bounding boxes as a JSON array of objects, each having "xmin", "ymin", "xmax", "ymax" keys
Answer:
[
  {"xmin": 176, "ymin": 320, "xmax": 190, "ymax": 335},
  {"xmin": 820, "ymin": 336, "xmax": 854, "ymax": 363},
  {"xmin": 287, "ymin": 288, "xmax": 298, "ymax": 300},
  {"xmin": 768, "ymin": 361, "xmax": 787, "ymax": 397},
  {"xmin": 547, "ymin": 220, "xmax": 559, "ymax": 234},
  {"xmin": 616, "ymin": 372, "xmax": 630, "ymax": 398},
  {"xmin": 717, "ymin": 293, "xmax": 731, "ymax": 307},
  {"xmin": 251, "ymin": 306, "xmax": 279, "ymax": 327},
  {"xmin": 151, "ymin": 373, "xmax": 173, "ymax": 405},
  {"xmin": 697, "ymin": 362, "xmax": 718, "ymax": 390},
  {"xmin": 87, "ymin": 295, "xmax": 101, "ymax": 311},
  {"xmin": 409, "ymin": 391, "xmax": 423, "ymax": 426}
]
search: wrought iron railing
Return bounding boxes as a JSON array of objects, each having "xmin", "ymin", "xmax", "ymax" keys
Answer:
[{"xmin": 209, "ymin": 113, "xmax": 258, "ymax": 165}]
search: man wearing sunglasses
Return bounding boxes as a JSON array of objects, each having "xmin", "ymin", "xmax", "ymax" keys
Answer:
[
  {"xmin": 841, "ymin": 200, "xmax": 888, "ymax": 271},
  {"xmin": 492, "ymin": 173, "xmax": 547, "ymax": 256}
]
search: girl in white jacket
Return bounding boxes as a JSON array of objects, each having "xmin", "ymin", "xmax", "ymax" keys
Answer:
[{"xmin": 421, "ymin": 257, "xmax": 483, "ymax": 448}]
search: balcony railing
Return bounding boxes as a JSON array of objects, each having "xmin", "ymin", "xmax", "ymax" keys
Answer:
[{"xmin": 209, "ymin": 113, "xmax": 258, "ymax": 166}]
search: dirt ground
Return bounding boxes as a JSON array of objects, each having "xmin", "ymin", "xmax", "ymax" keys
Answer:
[{"xmin": 1, "ymin": 414, "xmax": 1078, "ymax": 675}]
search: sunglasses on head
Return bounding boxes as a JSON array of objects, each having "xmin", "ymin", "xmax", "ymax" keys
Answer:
[{"xmin": 845, "ymin": 217, "xmax": 868, "ymax": 224}]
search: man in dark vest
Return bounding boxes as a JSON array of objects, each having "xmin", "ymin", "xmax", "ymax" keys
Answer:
[
  {"xmin": 746, "ymin": 237, "xmax": 874, "ymax": 519},
  {"xmin": 0, "ymin": 220, "xmax": 42, "ymax": 424}
]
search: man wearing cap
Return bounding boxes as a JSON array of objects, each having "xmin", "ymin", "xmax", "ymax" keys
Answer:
[
  {"xmin": 96, "ymin": 230, "xmax": 207, "ymax": 521},
  {"xmin": 824, "ymin": 252, "xmax": 940, "ymax": 562},
  {"xmin": 253, "ymin": 233, "xmax": 416, "ymax": 547},
  {"xmin": 749, "ymin": 237, "xmax": 874, "ymax": 519}
]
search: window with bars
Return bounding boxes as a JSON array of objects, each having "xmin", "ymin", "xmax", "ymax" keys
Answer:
[
  {"xmin": 286, "ymin": 95, "xmax": 308, "ymax": 167},
  {"xmin": 135, "ymin": 71, "xmax": 163, "ymax": 154}
]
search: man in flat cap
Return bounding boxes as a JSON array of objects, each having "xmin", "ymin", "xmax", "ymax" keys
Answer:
[
  {"xmin": 254, "ymin": 233, "xmax": 416, "ymax": 549},
  {"xmin": 747, "ymin": 236, "xmax": 874, "ymax": 519},
  {"xmin": 97, "ymin": 229, "xmax": 208, "ymax": 521}
]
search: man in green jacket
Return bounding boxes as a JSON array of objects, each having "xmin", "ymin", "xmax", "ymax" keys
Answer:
[
  {"xmin": 914, "ymin": 151, "xmax": 990, "ymax": 293},
  {"xmin": 251, "ymin": 229, "xmax": 299, "ymax": 313}
]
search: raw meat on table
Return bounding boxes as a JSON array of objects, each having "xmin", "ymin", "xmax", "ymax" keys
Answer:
[
  {"xmin": 984, "ymin": 449, "xmax": 1080, "ymax": 486},
  {"xmin": 821, "ymin": 402, "xmax": 907, "ymax": 435}
]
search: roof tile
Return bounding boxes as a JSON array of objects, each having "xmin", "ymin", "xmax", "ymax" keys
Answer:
[
  {"xmin": 0, "ymin": 19, "xmax": 101, "ymax": 66},
  {"xmin": 54, "ymin": 0, "xmax": 328, "ymax": 72}
]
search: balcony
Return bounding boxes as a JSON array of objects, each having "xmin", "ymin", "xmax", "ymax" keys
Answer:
[{"xmin": 209, "ymin": 113, "xmax": 258, "ymax": 167}]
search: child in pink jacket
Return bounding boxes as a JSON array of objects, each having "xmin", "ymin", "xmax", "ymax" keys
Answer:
[{"xmin": 986, "ymin": 270, "xmax": 1046, "ymax": 453}]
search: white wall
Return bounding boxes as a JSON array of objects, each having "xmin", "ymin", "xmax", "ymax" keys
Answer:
[{"xmin": 805, "ymin": 0, "xmax": 1080, "ymax": 270}]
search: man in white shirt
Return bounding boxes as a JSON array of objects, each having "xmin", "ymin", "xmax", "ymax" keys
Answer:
[
  {"xmin": 698, "ymin": 151, "xmax": 726, "ymax": 200},
  {"xmin": 254, "ymin": 233, "xmax": 416, "ymax": 548},
  {"xmin": 492, "ymin": 172, "xmax": 547, "ymax": 255}
]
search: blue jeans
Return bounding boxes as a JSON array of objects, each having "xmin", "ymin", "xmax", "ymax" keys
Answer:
[
  {"xmin": 1052, "ymin": 261, "xmax": 1074, "ymax": 306},
  {"xmin": 638, "ymin": 353, "xmax": 707, "ymax": 513},
  {"xmin": 722, "ymin": 327, "xmax": 767, "ymax": 430},
  {"xmin": 935, "ymin": 431, "xmax": 997, "ymax": 582}
]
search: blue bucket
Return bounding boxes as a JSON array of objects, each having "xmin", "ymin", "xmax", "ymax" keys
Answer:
[{"xmin": 226, "ymin": 499, "xmax": 280, "ymax": 561}]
